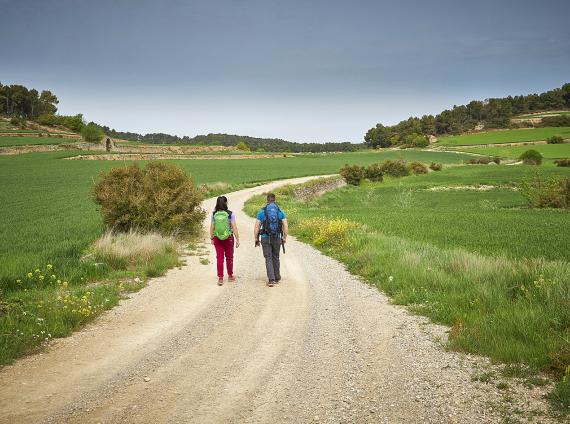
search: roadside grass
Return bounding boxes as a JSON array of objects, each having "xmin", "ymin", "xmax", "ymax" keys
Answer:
[
  {"xmin": 244, "ymin": 166, "xmax": 570, "ymax": 412},
  {"xmin": 0, "ymin": 136, "xmax": 79, "ymax": 147},
  {"xmin": 437, "ymin": 127, "xmax": 570, "ymax": 146},
  {"xmin": 456, "ymin": 144, "xmax": 570, "ymax": 161}
]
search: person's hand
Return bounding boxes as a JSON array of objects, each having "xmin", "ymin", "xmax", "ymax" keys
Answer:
[
  {"xmin": 282, "ymin": 236, "xmax": 287, "ymax": 243},
  {"xmin": 235, "ymin": 239, "xmax": 240, "ymax": 248},
  {"xmin": 255, "ymin": 240, "xmax": 260, "ymax": 247},
  {"xmin": 210, "ymin": 238, "xmax": 215, "ymax": 245}
]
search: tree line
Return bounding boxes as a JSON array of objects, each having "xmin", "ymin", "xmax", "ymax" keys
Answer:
[
  {"xmin": 0, "ymin": 83, "xmax": 59, "ymax": 119},
  {"xmin": 365, "ymin": 83, "xmax": 570, "ymax": 148}
]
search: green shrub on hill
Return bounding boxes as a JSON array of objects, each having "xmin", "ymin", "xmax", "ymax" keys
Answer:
[
  {"xmin": 364, "ymin": 163, "xmax": 384, "ymax": 182},
  {"xmin": 81, "ymin": 124, "xmax": 105, "ymax": 143},
  {"xmin": 429, "ymin": 162, "xmax": 443, "ymax": 171},
  {"xmin": 408, "ymin": 161, "xmax": 428, "ymax": 174},
  {"xmin": 520, "ymin": 174, "xmax": 569, "ymax": 208},
  {"xmin": 547, "ymin": 135, "xmax": 564, "ymax": 144},
  {"xmin": 554, "ymin": 158, "xmax": 570, "ymax": 167},
  {"xmin": 340, "ymin": 164, "xmax": 366, "ymax": 185},
  {"xmin": 520, "ymin": 149, "xmax": 543, "ymax": 165},
  {"xmin": 379, "ymin": 159, "xmax": 410, "ymax": 177},
  {"xmin": 92, "ymin": 162, "xmax": 205, "ymax": 235}
]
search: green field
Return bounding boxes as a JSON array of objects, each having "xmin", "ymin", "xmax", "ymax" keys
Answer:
[
  {"xmin": 0, "ymin": 129, "xmax": 43, "ymax": 134},
  {"xmin": 0, "ymin": 136, "xmax": 78, "ymax": 147},
  {"xmin": 245, "ymin": 165, "xmax": 570, "ymax": 397},
  {"xmin": 0, "ymin": 149, "xmax": 472, "ymax": 287},
  {"xmin": 460, "ymin": 143, "xmax": 570, "ymax": 160},
  {"xmin": 437, "ymin": 127, "xmax": 570, "ymax": 146}
]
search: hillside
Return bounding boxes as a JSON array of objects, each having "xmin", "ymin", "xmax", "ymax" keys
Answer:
[{"xmin": 365, "ymin": 83, "xmax": 570, "ymax": 148}]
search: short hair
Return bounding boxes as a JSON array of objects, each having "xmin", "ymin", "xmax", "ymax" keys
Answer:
[{"xmin": 267, "ymin": 193, "xmax": 276, "ymax": 202}]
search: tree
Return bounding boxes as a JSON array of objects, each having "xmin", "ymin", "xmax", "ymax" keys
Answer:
[
  {"xmin": 81, "ymin": 123, "xmax": 104, "ymax": 143},
  {"xmin": 236, "ymin": 141, "xmax": 250, "ymax": 151},
  {"xmin": 38, "ymin": 90, "xmax": 58, "ymax": 115}
]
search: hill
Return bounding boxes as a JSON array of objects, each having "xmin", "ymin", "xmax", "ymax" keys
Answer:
[{"xmin": 365, "ymin": 83, "xmax": 570, "ymax": 148}]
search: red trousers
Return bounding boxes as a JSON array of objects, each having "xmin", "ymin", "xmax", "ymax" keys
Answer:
[{"xmin": 213, "ymin": 235, "xmax": 234, "ymax": 278}]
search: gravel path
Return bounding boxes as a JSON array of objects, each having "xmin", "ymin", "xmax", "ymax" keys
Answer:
[{"xmin": 0, "ymin": 177, "xmax": 555, "ymax": 423}]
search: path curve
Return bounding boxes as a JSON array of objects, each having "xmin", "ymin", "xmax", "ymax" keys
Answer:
[{"xmin": 0, "ymin": 177, "xmax": 548, "ymax": 423}]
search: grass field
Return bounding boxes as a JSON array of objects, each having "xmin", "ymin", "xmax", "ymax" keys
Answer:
[
  {"xmin": 0, "ymin": 136, "xmax": 78, "ymax": 147},
  {"xmin": 0, "ymin": 149, "xmax": 471, "ymax": 288},
  {"xmin": 460, "ymin": 143, "xmax": 570, "ymax": 160},
  {"xmin": 437, "ymin": 127, "xmax": 570, "ymax": 146},
  {"xmin": 245, "ymin": 165, "xmax": 570, "ymax": 409}
]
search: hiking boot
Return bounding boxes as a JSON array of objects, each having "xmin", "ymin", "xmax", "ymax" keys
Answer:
[
  {"xmin": 228, "ymin": 275, "xmax": 236, "ymax": 282},
  {"xmin": 275, "ymin": 278, "xmax": 281, "ymax": 284},
  {"xmin": 267, "ymin": 280, "xmax": 275, "ymax": 287},
  {"xmin": 217, "ymin": 278, "xmax": 224, "ymax": 286}
]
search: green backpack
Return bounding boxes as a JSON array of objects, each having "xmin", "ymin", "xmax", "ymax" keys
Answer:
[{"xmin": 213, "ymin": 211, "xmax": 232, "ymax": 240}]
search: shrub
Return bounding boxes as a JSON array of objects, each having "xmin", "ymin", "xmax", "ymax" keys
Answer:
[
  {"xmin": 468, "ymin": 156, "xmax": 494, "ymax": 165},
  {"xmin": 92, "ymin": 162, "xmax": 205, "ymax": 235},
  {"xmin": 379, "ymin": 159, "xmax": 410, "ymax": 177},
  {"xmin": 364, "ymin": 163, "xmax": 384, "ymax": 182},
  {"xmin": 10, "ymin": 117, "xmax": 26, "ymax": 129},
  {"xmin": 236, "ymin": 141, "xmax": 249, "ymax": 151},
  {"xmin": 520, "ymin": 174, "xmax": 569, "ymax": 208},
  {"xmin": 36, "ymin": 113, "xmax": 58, "ymax": 126},
  {"xmin": 540, "ymin": 115, "xmax": 570, "ymax": 127},
  {"xmin": 408, "ymin": 161, "xmax": 428, "ymax": 175},
  {"xmin": 429, "ymin": 162, "xmax": 443, "ymax": 171},
  {"xmin": 547, "ymin": 135, "xmax": 564, "ymax": 144},
  {"xmin": 519, "ymin": 149, "xmax": 543, "ymax": 165},
  {"xmin": 554, "ymin": 158, "xmax": 570, "ymax": 167},
  {"xmin": 340, "ymin": 164, "xmax": 366, "ymax": 185},
  {"xmin": 81, "ymin": 124, "xmax": 105, "ymax": 143}
]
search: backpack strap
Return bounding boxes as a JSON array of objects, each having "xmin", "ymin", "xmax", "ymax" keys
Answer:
[{"xmin": 261, "ymin": 206, "xmax": 270, "ymax": 236}]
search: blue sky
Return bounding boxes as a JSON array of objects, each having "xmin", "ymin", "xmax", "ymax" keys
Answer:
[{"xmin": 1, "ymin": 0, "xmax": 569, "ymax": 142}]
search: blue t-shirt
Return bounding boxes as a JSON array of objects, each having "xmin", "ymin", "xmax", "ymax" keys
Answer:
[{"xmin": 257, "ymin": 205, "xmax": 286, "ymax": 238}]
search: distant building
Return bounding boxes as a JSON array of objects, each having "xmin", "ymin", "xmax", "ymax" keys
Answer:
[{"xmin": 102, "ymin": 136, "xmax": 114, "ymax": 152}]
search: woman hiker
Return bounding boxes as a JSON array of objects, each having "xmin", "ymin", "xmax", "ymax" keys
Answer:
[{"xmin": 210, "ymin": 196, "xmax": 240, "ymax": 285}]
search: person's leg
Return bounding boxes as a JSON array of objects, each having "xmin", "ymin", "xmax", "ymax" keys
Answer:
[
  {"xmin": 271, "ymin": 237, "xmax": 281, "ymax": 281},
  {"xmin": 213, "ymin": 237, "xmax": 225, "ymax": 279},
  {"xmin": 261, "ymin": 237, "xmax": 276, "ymax": 281},
  {"xmin": 225, "ymin": 236, "xmax": 234, "ymax": 277}
]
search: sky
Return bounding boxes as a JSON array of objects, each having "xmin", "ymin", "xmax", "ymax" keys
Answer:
[{"xmin": 1, "ymin": 0, "xmax": 569, "ymax": 143}]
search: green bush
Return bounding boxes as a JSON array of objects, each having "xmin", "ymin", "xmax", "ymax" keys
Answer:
[
  {"xmin": 379, "ymin": 159, "xmax": 410, "ymax": 177},
  {"xmin": 468, "ymin": 156, "xmax": 495, "ymax": 165},
  {"xmin": 547, "ymin": 135, "xmax": 564, "ymax": 144},
  {"xmin": 236, "ymin": 141, "xmax": 249, "ymax": 151},
  {"xmin": 36, "ymin": 113, "xmax": 57, "ymax": 126},
  {"xmin": 520, "ymin": 174, "xmax": 569, "ymax": 208},
  {"xmin": 520, "ymin": 149, "xmax": 543, "ymax": 165},
  {"xmin": 81, "ymin": 124, "xmax": 104, "ymax": 143},
  {"xmin": 364, "ymin": 163, "xmax": 384, "ymax": 182},
  {"xmin": 554, "ymin": 158, "xmax": 570, "ymax": 167},
  {"xmin": 340, "ymin": 164, "xmax": 366, "ymax": 185},
  {"xmin": 92, "ymin": 162, "xmax": 205, "ymax": 235},
  {"xmin": 408, "ymin": 161, "xmax": 428, "ymax": 174},
  {"xmin": 429, "ymin": 162, "xmax": 443, "ymax": 171},
  {"xmin": 10, "ymin": 117, "xmax": 26, "ymax": 129}
]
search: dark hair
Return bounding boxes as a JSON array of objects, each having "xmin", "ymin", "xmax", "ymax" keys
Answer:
[
  {"xmin": 214, "ymin": 196, "xmax": 228, "ymax": 213},
  {"xmin": 267, "ymin": 193, "xmax": 276, "ymax": 202}
]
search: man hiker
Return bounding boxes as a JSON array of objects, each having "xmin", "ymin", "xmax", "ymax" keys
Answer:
[{"xmin": 254, "ymin": 193, "xmax": 288, "ymax": 287}]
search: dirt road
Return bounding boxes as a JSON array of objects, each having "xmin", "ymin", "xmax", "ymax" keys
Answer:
[{"xmin": 0, "ymin": 177, "xmax": 550, "ymax": 423}]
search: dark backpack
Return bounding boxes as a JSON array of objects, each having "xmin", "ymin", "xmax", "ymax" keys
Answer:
[{"xmin": 261, "ymin": 203, "xmax": 282, "ymax": 237}]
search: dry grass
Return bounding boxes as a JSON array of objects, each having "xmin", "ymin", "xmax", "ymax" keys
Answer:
[{"xmin": 92, "ymin": 230, "xmax": 179, "ymax": 271}]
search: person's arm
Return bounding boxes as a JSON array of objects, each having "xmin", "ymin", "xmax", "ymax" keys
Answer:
[
  {"xmin": 231, "ymin": 218, "xmax": 240, "ymax": 248},
  {"xmin": 209, "ymin": 221, "xmax": 215, "ymax": 245},
  {"xmin": 281, "ymin": 219, "xmax": 289, "ymax": 243},
  {"xmin": 254, "ymin": 220, "xmax": 261, "ymax": 246}
]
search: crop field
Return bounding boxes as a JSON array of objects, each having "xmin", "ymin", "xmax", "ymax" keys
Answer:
[
  {"xmin": 0, "ymin": 148, "xmax": 472, "ymax": 288},
  {"xmin": 437, "ymin": 127, "xmax": 570, "ymax": 146},
  {"xmin": 245, "ymin": 164, "xmax": 570, "ymax": 384},
  {"xmin": 0, "ymin": 136, "xmax": 77, "ymax": 147},
  {"xmin": 460, "ymin": 143, "xmax": 570, "ymax": 160}
]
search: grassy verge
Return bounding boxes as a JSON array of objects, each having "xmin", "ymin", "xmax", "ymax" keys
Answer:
[
  {"xmin": 457, "ymin": 143, "xmax": 570, "ymax": 161},
  {"xmin": 0, "ymin": 231, "xmax": 181, "ymax": 365},
  {"xmin": 244, "ymin": 169, "xmax": 570, "ymax": 414}
]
